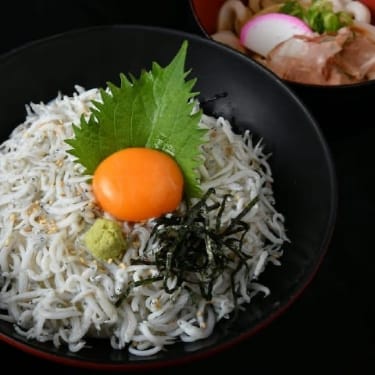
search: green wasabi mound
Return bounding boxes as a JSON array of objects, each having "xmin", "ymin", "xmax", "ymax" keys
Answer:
[{"xmin": 84, "ymin": 218, "xmax": 126, "ymax": 261}]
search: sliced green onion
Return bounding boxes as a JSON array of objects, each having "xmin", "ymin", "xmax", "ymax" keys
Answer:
[
  {"xmin": 323, "ymin": 12, "xmax": 340, "ymax": 32},
  {"xmin": 280, "ymin": 0, "xmax": 353, "ymax": 34}
]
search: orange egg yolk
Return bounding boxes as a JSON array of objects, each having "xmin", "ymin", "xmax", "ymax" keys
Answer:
[{"xmin": 92, "ymin": 148, "xmax": 184, "ymax": 222}]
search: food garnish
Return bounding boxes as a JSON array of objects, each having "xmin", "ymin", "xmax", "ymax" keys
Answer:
[
  {"xmin": 240, "ymin": 13, "xmax": 313, "ymax": 57},
  {"xmin": 120, "ymin": 188, "xmax": 259, "ymax": 303},
  {"xmin": 92, "ymin": 148, "xmax": 184, "ymax": 221},
  {"xmin": 84, "ymin": 218, "xmax": 126, "ymax": 261},
  {"xmin": 66, "ymin": 41, "xmax": 207, "ymax": 204},
  {"xmin": 280, "ymin": 0, "xmax": 353, "ymax": 33}
]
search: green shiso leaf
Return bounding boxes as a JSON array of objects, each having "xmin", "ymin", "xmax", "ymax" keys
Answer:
[{"xmin": 66, "ymin": 41, "xmax": 207, "ymax": 198}]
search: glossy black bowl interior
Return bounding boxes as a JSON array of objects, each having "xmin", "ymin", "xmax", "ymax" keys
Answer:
[{"xmin": 0, "ymin": 25, "xmax": 337, "ymax": 370}]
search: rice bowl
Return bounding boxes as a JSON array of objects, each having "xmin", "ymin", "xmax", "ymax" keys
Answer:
[
  {"xmin": 0, "ymin": 25, "xmax": 337, "ymax": 369},
  {"xmin": 0, "ymin": 86, "xmax": 287, "ymax": 355}
]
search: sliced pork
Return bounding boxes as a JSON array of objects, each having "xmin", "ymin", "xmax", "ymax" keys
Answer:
[{"xmin": 265, "ymin": 25, "xmax": 375, "ymax": 85}]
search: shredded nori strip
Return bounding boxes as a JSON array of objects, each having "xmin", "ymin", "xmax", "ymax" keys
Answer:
[{"xmin": 128, "ymin": 188, "xmax": 258, "ymax": 302}]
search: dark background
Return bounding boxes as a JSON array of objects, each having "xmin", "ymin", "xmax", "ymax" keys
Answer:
[
  {"xmin": 1, "ymin": 1, "xmax": 374, "ymax": 373},
  {"xmin": 0, "ymin": 1, "xmax": 201, "ymax": 55}
]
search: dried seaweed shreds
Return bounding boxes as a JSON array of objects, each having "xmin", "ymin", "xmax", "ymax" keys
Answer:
[{"xmin": 142, "ymin": 188, "xmax": 259, "ymax": 301}]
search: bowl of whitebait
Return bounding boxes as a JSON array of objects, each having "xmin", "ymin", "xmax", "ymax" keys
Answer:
[{"xmin": 0, "ymin": 25, "xmax": 336, "ymax": 370}]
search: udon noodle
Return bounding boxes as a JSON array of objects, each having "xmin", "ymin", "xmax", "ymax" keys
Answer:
[
  {"xmin": 0, "ymin": 87, "xmax": 287, "ymax": 355},
  {"xmin": 212, "ymin": 0, "xmax": 375, "ymax": 85}
]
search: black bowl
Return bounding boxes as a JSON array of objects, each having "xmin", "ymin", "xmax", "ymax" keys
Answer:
[
  {"xmin": 0, "ymin": 25, "xmax": 336, "ymax": 370},
  {"xmin": 189, "ymin": 0, "xmax": 375, "ymax": 138}
]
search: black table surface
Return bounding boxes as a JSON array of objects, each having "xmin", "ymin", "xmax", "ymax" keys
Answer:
[{"xmin": 1, "ymin": 1, "xmax": 374, "ymax": 373}]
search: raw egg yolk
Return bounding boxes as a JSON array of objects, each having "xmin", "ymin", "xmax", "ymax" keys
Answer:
[{"xmin": 92, "ymin": 148, "xmax": 184, "ymax": 222}]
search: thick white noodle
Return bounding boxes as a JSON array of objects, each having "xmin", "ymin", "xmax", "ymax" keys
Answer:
[{"xmin": 0, "ymin": 87, "xmax": 287, "ymax": 355}]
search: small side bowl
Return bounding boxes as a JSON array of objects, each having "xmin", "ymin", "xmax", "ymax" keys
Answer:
[{"xmin": 189, "ymin": 0, "xmax": 375, "ymax": 136}]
